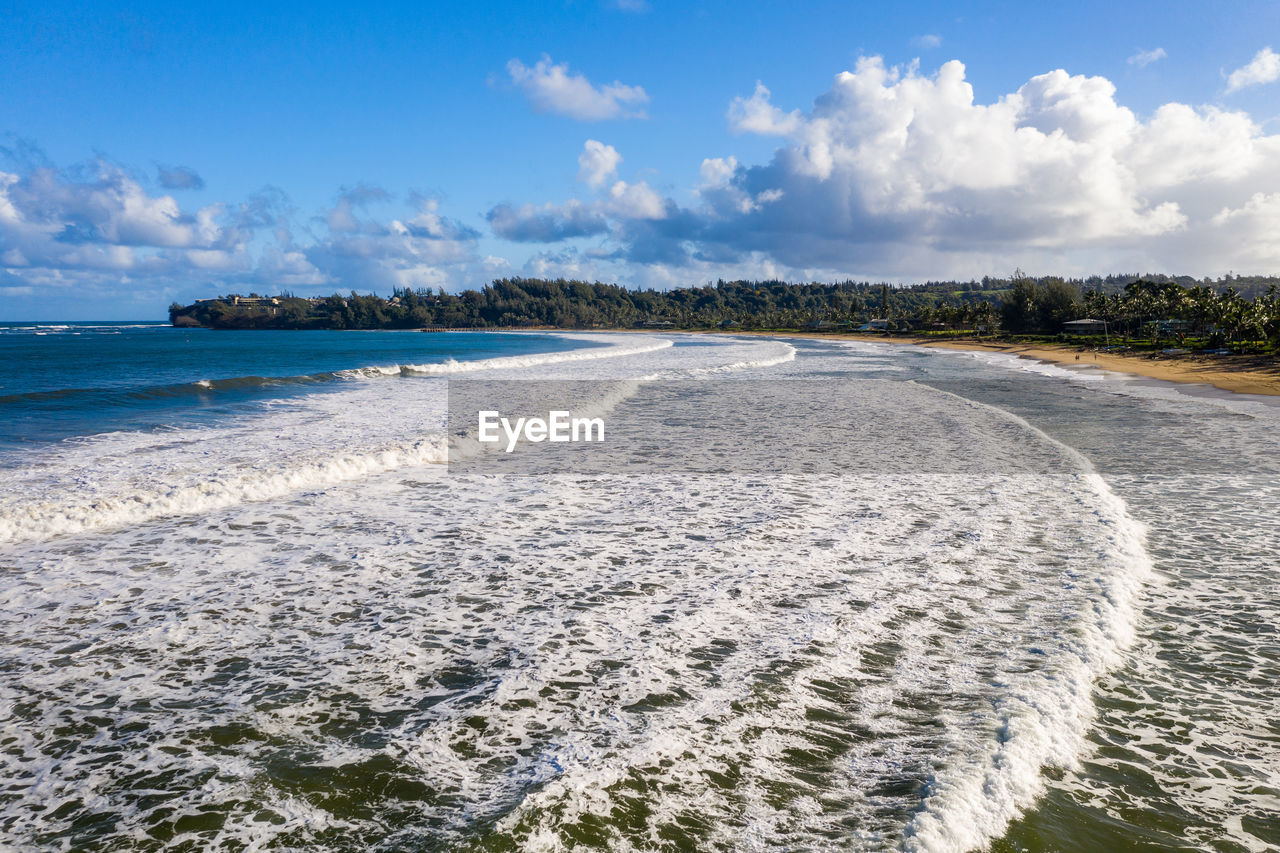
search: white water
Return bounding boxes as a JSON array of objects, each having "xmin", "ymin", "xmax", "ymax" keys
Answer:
[
  {"xmin": 0, "ymin": 333, "xmax": 1168, "ymax": 851},
  {"xmin": 0, "ymin": 334, "xmax": 673, "ymax": 545}
]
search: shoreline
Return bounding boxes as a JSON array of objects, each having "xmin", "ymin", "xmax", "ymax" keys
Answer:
[
  {"xmin": 683, "ymin": 330, "xmax": 1280, "ymax": 397},
  {"xmin": 164, "ymin": 321, "xmax": 1280, "ymax": 398}
]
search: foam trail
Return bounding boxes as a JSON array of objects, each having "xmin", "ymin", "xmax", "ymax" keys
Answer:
[
  {"xmin": 402, "ymin": 336, "xmax": 672, "ymax": 374},
  {"xmin": 465, "ymin": 391, "xmax": 1153, "ymax": 852},
  {"xmin": 0, "ymin": 377, "xmax": 649, "ymax": 546},
  {"xmin": 681, "ymin": 341, "xmax": 797, "ymax": 377},
  {"xmin": 955, "ymin": 349, "xmax": 1107, "ymax": 382},
  {"xmin": 900, "ymin": 389, "xmax": 1153, "ymax": 853},
  {"xmin": 0, "ymin": 437, "xmax": 449, "ymax": 546},
  {"xmin": 0, "ymin": 358, "xmax": 1164, "ymax": 850},
  {"xmin": 635, "ymin": 340, "xmax": 796, "ymax": 380},
  {"xmin": 0, "ymin": 335, "xmax": 673, "ymax": 546}
]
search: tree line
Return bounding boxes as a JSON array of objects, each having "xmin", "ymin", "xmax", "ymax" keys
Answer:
[
  {"xmin": 170, "ymin": 273, "xmax": 1280, "ymax": 352},
  {"xmin": 999, "ymin": 274, "xmax": 1280, "ymax": 349}
]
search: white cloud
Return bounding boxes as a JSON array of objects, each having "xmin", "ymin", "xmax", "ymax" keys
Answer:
[
  {"xmin": 487, "ymin": 139, "xmax": 669, "ymax": 244},
  {"xmin": 324, "ymin": 184, "xmax": 391, "ymax": 233},
  {"xmin": 702, "ymin": 58, "xmax": 1280, "ymax": 275},
  {"xmin": 256, "ymin": 246, "xmax": 326, "ymax": 287},
  {"xmin": 577, "ymin": 140, "xmax": 622, "ymax": 188},
  {"xmin": 913, "ymin": 34, "xmax": 943, "ymax": 49},
  {"xmin": 1225, "ymin": 47, "xmax": 1280, "ymax": 93},
  {"xmin": 699, "ymin": 156, "xmax": 738, "ymax": 187},
  {"xmin": 13, "ymin": 52, "xmax": 1280, "ymax": 312},
  {"xmin": 0, "ymin": 162, "xmax": 261, "ymax": 277},
  {"xmin": 485, "ymin": 177, "xmax": 669, "ymax": 244},
  {"xmin": 0, "ymin": 166, "xmax": 492, "ymax": 303},
  {"xmin": 493, "ymin": 56, "xmax": 1280, "ymax": 280},
  {"xmin": 1127, "ymin": 47, "xmax": 1167, "ymax": 67},
  {"xmin": 606, "ymin": 180, "xmax": 666, "ymax": 219},
  {"xmin": 728, "ymin": 83, "xmax": 802, "ymax": 136},
  {"xmin": 1200, "ymin": 192, "xmax": 1280, "ymax": 268},
  {"xmin": 488, "ymin": 198, "xmax": 609, "ymax": 242},
  {"xmin": 522, "ymin": 246, "xmax": 611, "ymax": 281},
  {"xmin": 507, "ymin": 55, "xmax": 649, "ymax": 121},
  {"xmin": 305, "ymin": 192, "xmax": 483, "ymax": 290}
]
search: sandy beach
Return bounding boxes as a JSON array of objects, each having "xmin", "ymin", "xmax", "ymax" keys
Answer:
[
  {"xmin": 707, "ymin": 330, "xmax": 1280, "ymax": 397},
  {"xmin": 923, "ymin": 338, "xmax": 1280, "ymax": 396}
]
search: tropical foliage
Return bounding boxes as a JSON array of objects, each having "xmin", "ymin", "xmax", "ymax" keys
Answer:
[{"xmin": 169, "ymin": 274, "xmax": 1280, "ymax": 352}]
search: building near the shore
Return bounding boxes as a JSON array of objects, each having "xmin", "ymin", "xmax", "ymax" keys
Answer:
[{"xmin": 1063, "ymin": 318, "xmax": 1107, "ymax": 334}]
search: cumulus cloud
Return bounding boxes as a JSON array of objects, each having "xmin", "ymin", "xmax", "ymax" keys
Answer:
[
  {"xmin": 1205, "ymin": 192, "xmax": 1280, "ymax": 270},
  {"xmin": 325, "ymin": 184, "xmax": 392, "ymax": 233},
  {"xmin": 0, "ymin": 160, "xmax": 309, "ymax": 316},
  {"xmin": 507, "ymin": 55, "xmax": 649, "ymax": 120},
  {"xmin": 0, "ymin": 157, "xmax": 493, "ymax": 310},
  {"xmin": 606, "ymin": 180, "xmax": 667, "ymax": 219},
  {"xmin": 1225, "ymin": 47, "xmax": 1280, "ymax": 93},
  {"xmin": 491, "ymin": 56, "xmax": 1280, "ymax": 279},
  {"xmin": 488, "ymin": 136, "xmax": 670, "ymax": 247},
  {"xmin": 522, "ymin": 246, "xmax": 612, "ymax": 281},
  {"xmin": 486, "ymin": 173, "xmax": 673, "ymax": 244},
  {"xmin": 706, "ymin": 59, "xmax": 1280, "ymax": 274},
  {"xmin": 728, "ymin": 83, "xmax": 803, "ymax": 136},
  {"xmin": 482, "ymin": 255, "xmax": 512, "ymax": 273},
  {"xmin": 577, "ymin": 139, "xmax": 622, "ymax": 188},
  {"xmin": 157, "ymin": 165, "xmax": 205, "ymax": 190},
  {"xmin": 12, "ymin": 53, "xmax": 1280, "ymax": 314},
  {"xmin": 488, "ymin": 199, "xmax": 609, "ymax": 242},
  {"xmin": 305, "ymin": 192, "xmax": 483, "ymax": 290},
  {"xmin": 0, "ymin": 161, "xmax": 261, "ymax": 279},
  {"xmin": 1127, "ymin": 47, "xmax": 1167, "ymax": 67},
  {"xmin": 699, "ymin": 156, "xmax": 738, "ymax": 188},
  {"xmin": 913, "ymin": 34, "xmax": 943, "ymax": 49},
  {"xmin": 486, "ymin": 174, "xmax": 671, "ymax": 247}
]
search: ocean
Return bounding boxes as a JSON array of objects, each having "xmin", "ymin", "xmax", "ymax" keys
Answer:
[{"xmin": 0, "ymin": 327, "xmax": 1275, "ymax": 851}]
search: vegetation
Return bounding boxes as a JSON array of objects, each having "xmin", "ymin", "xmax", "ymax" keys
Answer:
[
  {"xmin": 1000, "ymin": 274, "xmax": 1280, "ymax": 352},
  {"xmin": 169, "ymin": 272, "xmax": 1280, "ymax": 354},
  {"xmin": 171, "ymin": 279, "xmax": 1007, "ymax": 331}
]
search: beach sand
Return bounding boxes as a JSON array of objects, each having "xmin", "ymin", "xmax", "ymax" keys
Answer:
[
  {"xmin": 922, "ymin": 339, "xmax": 1280, "ymax": 396},
  {"xmin": 694, "ymin": 330, "xmax": 1280, "ymax": 396}
]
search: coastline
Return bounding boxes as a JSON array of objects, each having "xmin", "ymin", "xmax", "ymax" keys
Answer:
[
  {"xmin": 161, "ymin": 320, "xmax": 1280, "ymax": 398},
  {"xmin": 688, "ymin": 330, "xmax": 1280, "ymax": 397},
  {"xmin": 921, "ymin": 338, "xmax": 1280, "ymax": 397}
]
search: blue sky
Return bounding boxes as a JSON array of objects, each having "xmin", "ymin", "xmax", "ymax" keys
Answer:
[{"xmin": 2, "ymin": 0, "xmax": 1279, "ymax": 319}]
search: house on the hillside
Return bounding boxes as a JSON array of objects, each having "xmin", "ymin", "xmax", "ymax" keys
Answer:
[{"xmin": 230, "ymin": 295, "xmax": 280, "ymax": 308}]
